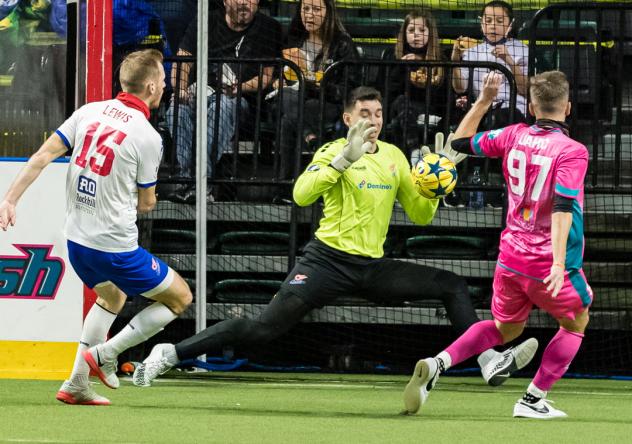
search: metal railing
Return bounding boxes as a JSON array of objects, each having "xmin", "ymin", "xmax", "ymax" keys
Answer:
[{"xmin": 528, "ymin": 2, "xmax": 632, "ymax": 192}]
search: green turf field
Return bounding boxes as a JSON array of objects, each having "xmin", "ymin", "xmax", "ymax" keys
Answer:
[{"xmin": 1, "ymin": 373, "xmax": 631, "ymax": 443}]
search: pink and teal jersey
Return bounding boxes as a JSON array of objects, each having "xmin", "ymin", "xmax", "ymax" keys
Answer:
[{"xmin": 470, "ymin": 123, "xmax": 589, "ymax": 280}]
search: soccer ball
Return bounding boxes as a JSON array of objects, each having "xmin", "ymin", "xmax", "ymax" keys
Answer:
[{"xmin": 411, "ymin": 153, "xmax": 458, "ymax": 199}]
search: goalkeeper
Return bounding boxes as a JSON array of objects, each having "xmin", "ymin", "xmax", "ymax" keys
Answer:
[{"xmin": 134, "ymin": 86, "xmax": 536, "ymax": 386}]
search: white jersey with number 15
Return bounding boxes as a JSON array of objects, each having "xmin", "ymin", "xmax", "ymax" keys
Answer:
[{"xmin": 56, "ymin": 93, "xmax": 163, "ymax": 253}]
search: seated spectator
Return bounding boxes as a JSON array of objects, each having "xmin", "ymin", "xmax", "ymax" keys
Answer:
[
  {"xmin": 168, "ymin": 0, "xmax": 282, "ymax": 203},
  {"xmin": 380, "ymin": 9, "xmax": 445, "ymax": 152},
  {"xmin": 451, "ymin": 0, "xmax": 528, "ymax": 129},
  {"xmin": 275, "ymin": 0, "xmax": 358, "ymax": 180}
]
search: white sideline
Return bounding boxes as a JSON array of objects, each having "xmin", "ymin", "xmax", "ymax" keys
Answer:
[{"xmin": 125, "ymin": 377, "xmax": 632, "ymax": 397}]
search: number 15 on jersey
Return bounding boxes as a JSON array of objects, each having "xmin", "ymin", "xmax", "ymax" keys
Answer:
[{"xmin": 75, "ymin": 122, "xmax": 128, "ymax": 177}]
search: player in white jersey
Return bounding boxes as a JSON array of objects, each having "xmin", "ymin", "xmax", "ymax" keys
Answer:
[{"xmin": 0, "ymin": 49, "xmax": 192, "ymax": 405}]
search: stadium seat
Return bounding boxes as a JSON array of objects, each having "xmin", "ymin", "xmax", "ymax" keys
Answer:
[
  {"xmin": 603, "ymin": 133, "xmax": 632, "ymax": 160},
  {"xmin": 214, "ymin": 279, "xmax": 282, "ymax": 304},
  {"xmin": 151, "ymin": 228, "xmax": 217, "ymax": 254},
  {"xmin": 218, "ymin": 231, "xmax": 290, "ymax": 255},
  {"xmin": 405, "ymin": 285, "xmax": 490, "ymax": 308},
  {"xmin": 584, "ymin": 237, "xmax": 632, "ymax": 261},
  {"xmin": 404, "ymin": 235, "xmax": 491, "ymax": 259}
]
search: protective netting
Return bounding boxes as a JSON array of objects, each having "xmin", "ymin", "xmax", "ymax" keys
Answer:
[
  {"xmin": 125, "ymin": 1, "xmax": 632, "ymax": 376},
  {"xmin": 3, "ymin": 0, "xmax": 629, "ymax": 376}
]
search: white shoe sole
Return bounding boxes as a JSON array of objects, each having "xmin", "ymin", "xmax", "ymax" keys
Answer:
[
  {"xmin": 402, "ymin": 359, "xmax": 434, "ymax": 415},
  {"xmin": 513, "ymin": 337, "xmax": 539, "ymax": 369}
]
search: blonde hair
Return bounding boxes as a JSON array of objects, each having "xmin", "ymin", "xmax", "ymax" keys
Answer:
[
  {"xmin": 119, "ymin": 49, "xmax": 163, "ymax": 94},
  {"xmin": 395, "ymin": 10, "xmax": 443, "ymax": 84},
  {"xmin": 529, "ymin": 71, "xmax": 569, "ymax": 114}
]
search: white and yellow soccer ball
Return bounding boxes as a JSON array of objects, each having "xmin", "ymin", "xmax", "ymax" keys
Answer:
[{"xmin": 411, "ymin": 153, "xmax": 458, "ymax": 199}]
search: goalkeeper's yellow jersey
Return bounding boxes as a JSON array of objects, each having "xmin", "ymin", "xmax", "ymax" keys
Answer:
[{"xmin": 293, "ymin": 138, "xmax": 439, "ymax": 258}]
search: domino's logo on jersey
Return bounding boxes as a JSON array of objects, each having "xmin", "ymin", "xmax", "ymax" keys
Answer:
[
  {"xmin": 0, "ymin": 245, "xmax": 65, "ymax": 300},
  {"xmin": 76, "ymin": 175, "xmax": 97, "ymax": 214},
  {"xmin": 358, "ymin": 179, "xmax": 392, "ymax": 191}
]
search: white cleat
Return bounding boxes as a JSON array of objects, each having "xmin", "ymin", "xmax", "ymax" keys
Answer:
[
  {"xmin": 402, "ymin": 357, "xmax": 439, "ymax": 415},
  {"xmin": 56, "ymin": 380, "xmax": 111, "ymax": 406},
  {"xmin": 482, "ymin": 337, "xmax": 539, "ymax": 386},
  {"xmin": 513, "ymin": 398, "xmax": 567, "ymax": 419},
  {"xmin": 133, "ymin": 343, "xmax": 176, "ymax": 387},
  {"xmin": 82, "ymin": 344, "xmax": 120, "ymax": 389}
]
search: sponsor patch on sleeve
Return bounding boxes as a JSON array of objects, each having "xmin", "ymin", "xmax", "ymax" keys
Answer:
[{"xmin": 307, "ymin": 164, "xmax": 320, "ymax": 172}]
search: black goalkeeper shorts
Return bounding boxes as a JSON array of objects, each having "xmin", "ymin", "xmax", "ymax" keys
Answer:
[{"xmin": 279, "ymin": 238, "xmax": 464, "ymax": 310}]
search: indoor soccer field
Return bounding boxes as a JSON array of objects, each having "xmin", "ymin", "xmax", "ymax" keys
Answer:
[
  {"xmin": 1, "ymin": 373, "xmax": 631, "ymax": 443},
  {"xmin": 2, "ymin": 0, "xmax": 632, "ymax": 442}
]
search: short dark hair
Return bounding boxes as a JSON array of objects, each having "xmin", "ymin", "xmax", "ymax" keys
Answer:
[
  {"xmin": 344, "ymin": 86, "xmax": 382, "ymax": 111},
  {"xmin": 482, "ymin": 0, "xmax": 514, "ymax": 23}
]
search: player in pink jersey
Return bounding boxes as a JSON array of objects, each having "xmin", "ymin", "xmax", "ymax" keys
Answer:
[
  {"xmin": 402, "ymin": 71, "xmax": 591, "ymax": 419},
  {"xmin": 0, "ymin": 50, "xmax": 192, "ymax": 405}
]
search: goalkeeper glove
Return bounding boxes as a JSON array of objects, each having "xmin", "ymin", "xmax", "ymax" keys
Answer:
[
  {"xmin": 420, "ymin": 132, "xmax": 468, "ymax": 165},
  {"xmin": 330, "ymin": 119, "xmax": 376, "ymax": 172}
]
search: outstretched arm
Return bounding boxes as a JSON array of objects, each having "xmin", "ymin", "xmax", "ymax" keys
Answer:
[
  {"xmin": 454, "ymin": 72, "xmax": 503, "ymax": 140},
  {"xmin": 0, "ymin": 133, "xmax": 68, "ymax": 230}
]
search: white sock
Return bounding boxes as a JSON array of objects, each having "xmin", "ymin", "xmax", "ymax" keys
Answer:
[
  {"xmin": 477, "ymin": 348, "xmax": 498, "ymax": 369},
  {"xmin": 527, "ymin": 382, "xmax": 547, "ymax": 399},
  {"xmin": 435, "ymin": 351, "xmax": 452, "ymax": 372},
  {"xmin": 163, "ymin": 344, "xmax": 180, "ymax": 366},
  {"xmin": 69, "ymin": 303, "xmax": 117, "ymax": 384},
  {"xmin": 101, "ymin": 302, "xmax": 177, "ymax": 361}
]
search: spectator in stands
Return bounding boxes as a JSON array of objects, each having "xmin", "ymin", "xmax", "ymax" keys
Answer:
[
  {"xmin": 275, "ymin": 0, "xmax": 359, "ymax": 182},
  {"xmin": 451, "ymin": 0, "xmax": 528, "ymax": 129},
  {"xmin": 146, "ymin": 0, "xmax": 197, "ymax": 52},
  {"xmin": 134, "ymin": 86, "xmax": 538, "ymax": 390},
  {"xmin": 168, "ymin": 0, "xmax": 282, "ymax": 203},
  {"xmin": 381, "ymin": 9, "xmax": 445, "ymax": 151}
]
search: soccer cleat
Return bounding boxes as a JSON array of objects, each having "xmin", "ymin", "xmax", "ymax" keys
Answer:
[
  {"xmin": 402, "ymin": 357, "xmax": 439, "ymax": 415},
  {"xmin": 82, "ymin": 344, "xmax": 120, "ymax": 389},
  {"xmin": 482, "ymin": 337, "xmax": 539, "ymax": 387},
  {"xmin": 133, "ymin": 343, "xmax": 175, "ymax": 387},
  {"xmin": 513, "ymin": 397, "xmax": 567, "ymax": 419},
  {"xmin": 56, "ymin": 380, "xmax": 111, "ymax": 406}
]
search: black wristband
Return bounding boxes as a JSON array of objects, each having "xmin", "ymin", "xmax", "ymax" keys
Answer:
[
  {"xmin": 451, "ymin": 137, "xmax": 471, "ymax": 154},
  {"xmin": 553, "ymin": 195, "xmax": 574, "ymax": 213}
]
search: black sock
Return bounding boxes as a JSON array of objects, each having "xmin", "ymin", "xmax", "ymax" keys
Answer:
[
  {"xmin": 522, "ymin": 392, "xmax": 541, "ymax": 404},
  {"xmin": 436, "ymin": 357, "xmax": 446, "ymax": 373}
]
